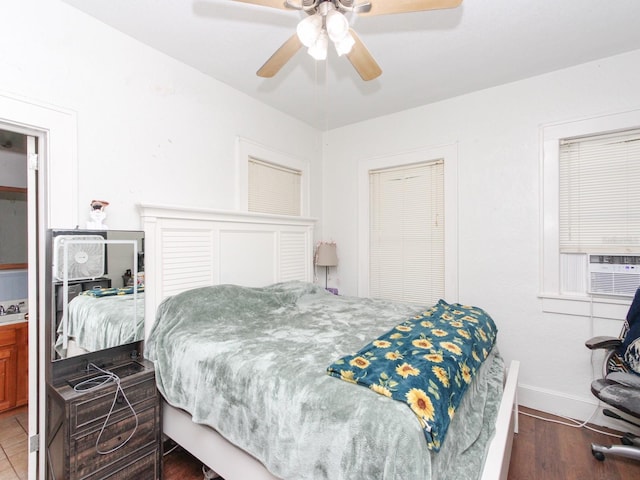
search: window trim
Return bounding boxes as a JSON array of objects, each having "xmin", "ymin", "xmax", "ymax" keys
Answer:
[
  {"xmin": 236, "ymin": 137, "xmax": 310, "ymax": 216},
  {"xmin": 357, "ymin": 143, "xmax": 458, "ymax": 300},
  {"xmin": 540, "ymin": 108, "xmax": 640, "ymax": 316}
]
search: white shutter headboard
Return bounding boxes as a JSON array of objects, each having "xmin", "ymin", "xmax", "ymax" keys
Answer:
[{"xmin": 139, "ymin": 204, "xmax": 316, "ymax": 337}]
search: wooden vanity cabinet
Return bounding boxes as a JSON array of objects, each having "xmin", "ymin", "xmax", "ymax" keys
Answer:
[
  {"xmin": 47, "ymin": 358, "xmax": 161, "ymax": 479},
  {"xmin": 15, "ymin": 322, "xmax": 28, "ymax": 406},
  {"xmin": 0, "ymin": 321, "xmax": 28, "ymax": 413}
]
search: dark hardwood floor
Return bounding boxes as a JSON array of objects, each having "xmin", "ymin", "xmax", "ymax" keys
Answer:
[
  {"xmin": 508, "ymin": 407, "xmax": 639, "ymax": 480},
  {"xmin": 162, "ymin": 406, "xmax": 640, "ymax": 480}
]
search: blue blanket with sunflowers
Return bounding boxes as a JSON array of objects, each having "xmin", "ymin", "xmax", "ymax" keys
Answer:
[
  {"xmin": 81, "ymin": 285, "xmax": 144, "ymax": 297},
  {"xmin": 327, "ymin": 299, "xmax": 498, "ymax": 451}
]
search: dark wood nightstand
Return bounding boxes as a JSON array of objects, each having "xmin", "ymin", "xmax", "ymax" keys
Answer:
[{"xmin": 46, "ymin": 358, "xmax": 161, "ymax": 479}]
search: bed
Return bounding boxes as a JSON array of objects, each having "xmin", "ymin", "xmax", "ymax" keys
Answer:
[
  {"xmin": 139, "ymin": 204, "xmax": 519, "ymax": 480},
  {"xmin": 55, "ymin": 288, "xmax": 145, "ymax": 358}
]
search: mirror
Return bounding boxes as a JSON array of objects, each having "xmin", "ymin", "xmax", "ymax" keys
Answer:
[
  {"xmin": 0, "ymin": 187, "xmax": 27, "ymax": 269},
  {"xmin": 50, "ymin": 229, "xmax": 145, "ymax": 361}
]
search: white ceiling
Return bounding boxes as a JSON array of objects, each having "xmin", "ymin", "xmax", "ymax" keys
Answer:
[{"xmin": 61, "ymin": 0, "xmax": 640, "ymax": 130}]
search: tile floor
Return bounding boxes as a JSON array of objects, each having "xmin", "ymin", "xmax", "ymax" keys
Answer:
[{"xmin": 0, "ymin": 407, "xmax": 28, "ymax": 480}]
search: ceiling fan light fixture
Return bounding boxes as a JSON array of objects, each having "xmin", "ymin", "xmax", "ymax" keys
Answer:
[
  {"xmin": 297, "ymin": 13, "xmax": 323, "ymax": 47},
  {"xmin": 334, "ymin": 31, "xmax": 355, "ymax": 56},
  {"xmin": 308, "ymin": 29, "xmax": 328, "ymax": 60}
]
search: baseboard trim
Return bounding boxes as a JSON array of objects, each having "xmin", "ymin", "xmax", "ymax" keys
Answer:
[{"xmin": 517, "ymin": 383, "xmax": 640, "ymax": 435}]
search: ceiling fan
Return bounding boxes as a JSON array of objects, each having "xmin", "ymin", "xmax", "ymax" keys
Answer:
[{"xmin": 233, "ymin": 0, "xmax": 463, "ymax": 81}]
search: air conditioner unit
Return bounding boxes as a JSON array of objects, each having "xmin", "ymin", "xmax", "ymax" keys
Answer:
[{"xmin": 588, "ymin": 254, "xmax": 640, "ymax": 297}]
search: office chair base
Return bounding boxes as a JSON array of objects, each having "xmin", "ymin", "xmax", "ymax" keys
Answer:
[
  {"xmin": 591, "ymin": 442, "xmax": 640, "ymax": 461},
  {"xmin": 621, "ymin": 432, "xmax": 639, "ymax": 447}
]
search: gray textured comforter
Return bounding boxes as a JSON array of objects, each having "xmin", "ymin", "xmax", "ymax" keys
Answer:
[
  {"xmin": 146, "ymin": 281, "xmax": 504, "ymax": 480},
  {"xmin": 56, "ymin": 292, "xmax": 144, "ymax": 357}
]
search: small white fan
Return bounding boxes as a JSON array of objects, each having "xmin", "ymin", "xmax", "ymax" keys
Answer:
[{"xmin": 53, "ymin": 235, "xmax": 106, "ymax": 281}]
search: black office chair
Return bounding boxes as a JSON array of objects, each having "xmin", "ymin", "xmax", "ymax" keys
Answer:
[{"xmin": 585, "ymin": 287, "xmax": 640, "ymax": 461}]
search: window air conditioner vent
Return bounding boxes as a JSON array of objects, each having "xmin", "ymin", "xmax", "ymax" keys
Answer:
[{"xmin": 588, "ymin": 254, "xmax": 640, "ymax": 297}]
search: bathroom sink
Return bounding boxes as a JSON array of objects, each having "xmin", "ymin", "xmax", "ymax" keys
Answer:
[
  {"xmin": 0, "ymin": 312, "xmax": 28, "ymax": 325},
  {"xmin": 0, "ymin": 300, "xmax": 28, "ymax": 325}
]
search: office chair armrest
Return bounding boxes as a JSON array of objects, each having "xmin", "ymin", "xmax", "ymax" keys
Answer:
[{"xmin": 585, "ymin": 336, "xmax": 622, "ymax": 350}]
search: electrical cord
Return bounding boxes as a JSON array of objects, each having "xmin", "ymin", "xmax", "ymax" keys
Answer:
[
  {"xmin": 202, "ymin": 465, "xmax": 219, "ymax": 479},
  {"xmin": 163, "ymin": 442, "xmax": 180, "ymax": 457},
  {"xmin": 519, "ymin": 297, "xmax": 624, "ymax": 440},
  {"xmin": 73, "ymin": 363, "xmax": 139, "ymax": 455},
  {"xmin": 519, "ymin": 406, "xmax": 623, "ymax": 439}
]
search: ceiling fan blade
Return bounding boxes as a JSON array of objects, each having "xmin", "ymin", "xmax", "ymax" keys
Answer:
[
  {"xmin": 346, "ymin": 29, "xmax": 382, "ymax": 81},
  {"xmin": 358, "ymin": 0, "xmax": 462, "ymax": 16},
  {"xmin": 233, "ymin": 0, "xmax": 289, "ymax": 10},
  {"xmin": 257, "ymin": 34, "xmax": 303, "ymax": 78}
]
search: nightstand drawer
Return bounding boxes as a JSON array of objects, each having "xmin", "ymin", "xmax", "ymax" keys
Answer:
[
  {"xmin": 71, "ymin": 403, "xmax": 159, "ymax": 479},
  {"xmin": 71, "ymin": 377, "xmax": 157, "ymax": 433},
  {"xmin": 85, "ymin": 447, "xmax": 159, "ymax": 480}
]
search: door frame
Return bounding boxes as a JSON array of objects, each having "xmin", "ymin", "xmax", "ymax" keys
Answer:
[{"xmin": 0, "ymin": 92, "xmax": 78, "ymax": 479}]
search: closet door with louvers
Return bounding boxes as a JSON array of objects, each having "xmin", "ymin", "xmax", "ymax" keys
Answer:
[{"xmin": 369, "ymin": 160, "xmax": 444, "ymax": 305}]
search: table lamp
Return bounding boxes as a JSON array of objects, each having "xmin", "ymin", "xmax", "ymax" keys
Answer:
[{"xmin": 315, "ymin": 242, "xmax": 338, "ymax": 289}]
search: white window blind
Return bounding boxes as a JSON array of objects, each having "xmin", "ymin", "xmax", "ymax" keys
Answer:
[
  {"xmin": 369, "ymin": 160, "xmax": 444, "ymax": 304},
  {"xmin": 248, "ymin": 157, "xmax": 302, "ymax": 216},
  {"xmin": 559, "ymin": 129, "xmax": 640, "ymax": 254}
]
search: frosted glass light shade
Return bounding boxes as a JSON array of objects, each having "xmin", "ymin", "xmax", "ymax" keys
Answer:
[
  {"xmin": 334, "ymin": 31, "xmax": 355, "ymax": 56},
  {"xmin": 297, "ymin": 14, "xmax": 323, "ymax": 47},
  {"xmin": 325, "ymin": 9, "xmax": 349, "ymax": 43},
  {"xmin": 308, "ymin": 30, "xmax": 328, "ymax": 60},
  {"xmin": 298, "ymin": 5, "xmax": 352, "ymax": 61}
]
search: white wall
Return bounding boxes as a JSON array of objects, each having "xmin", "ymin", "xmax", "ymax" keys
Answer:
[
  {"xmin": 0, "ymin": 0, "xmax": 322, "ymax": 230},
  {"xmin": 322, "ymin": 49, "xmax": 640, "ymax": 424}
]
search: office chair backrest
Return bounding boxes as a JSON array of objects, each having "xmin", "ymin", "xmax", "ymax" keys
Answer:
[{"xmin": 619, "ymin": 287, "xmax": 640, "ymax": 375}]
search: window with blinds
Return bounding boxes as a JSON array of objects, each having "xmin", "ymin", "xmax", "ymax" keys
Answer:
[
  {"xmin": 559, "ymin": 129, "xmax": 640, "ymax": 254},
  {"xmin": 369, "ymin": 160, "xmax": 444, "ymax": 305},
  {"xmin": 248, "ymin": 157, "xmax": 302, "ymax": 216}
]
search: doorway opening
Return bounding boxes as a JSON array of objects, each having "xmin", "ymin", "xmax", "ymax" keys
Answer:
[
  {"xmin": 0, "ymin": 127, "xmax": 31, "ymax": 479},
  {"xmin": 0, "ymin": 120, "xmax": 44, "ymax": 479}
]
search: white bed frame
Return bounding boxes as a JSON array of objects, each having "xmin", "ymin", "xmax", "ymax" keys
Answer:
[{"xmin": 139, "ymin": 204, "xmax": 520, "ymax": 480}]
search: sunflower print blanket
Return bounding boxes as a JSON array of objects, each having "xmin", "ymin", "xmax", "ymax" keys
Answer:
[
  {"xmin": 81, "ymin": 285, "xmax": 144, "ymax": 297},
  {"xmin": 327, "ymin": 299, "xmax": 498, "ymax": 451}
]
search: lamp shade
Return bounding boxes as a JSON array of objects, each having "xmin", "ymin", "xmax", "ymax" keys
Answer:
[
  {"xmin": 325, "ymin": 9, "xmax": 349, "ymax": 43},
  {"xmin": 316, "ymin": 242, "xmax": 338, "ymax": 267},
  {"xmin": 334, "ymin": 31, "xmax": 355, "ymax": 56},
  {"xmin": 308, "ymin": 30, "xmax": 329, "ymax": 60},
  {"xmin": 297, "ymin": 13, "xmax": 323, "ymax": 47}
]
